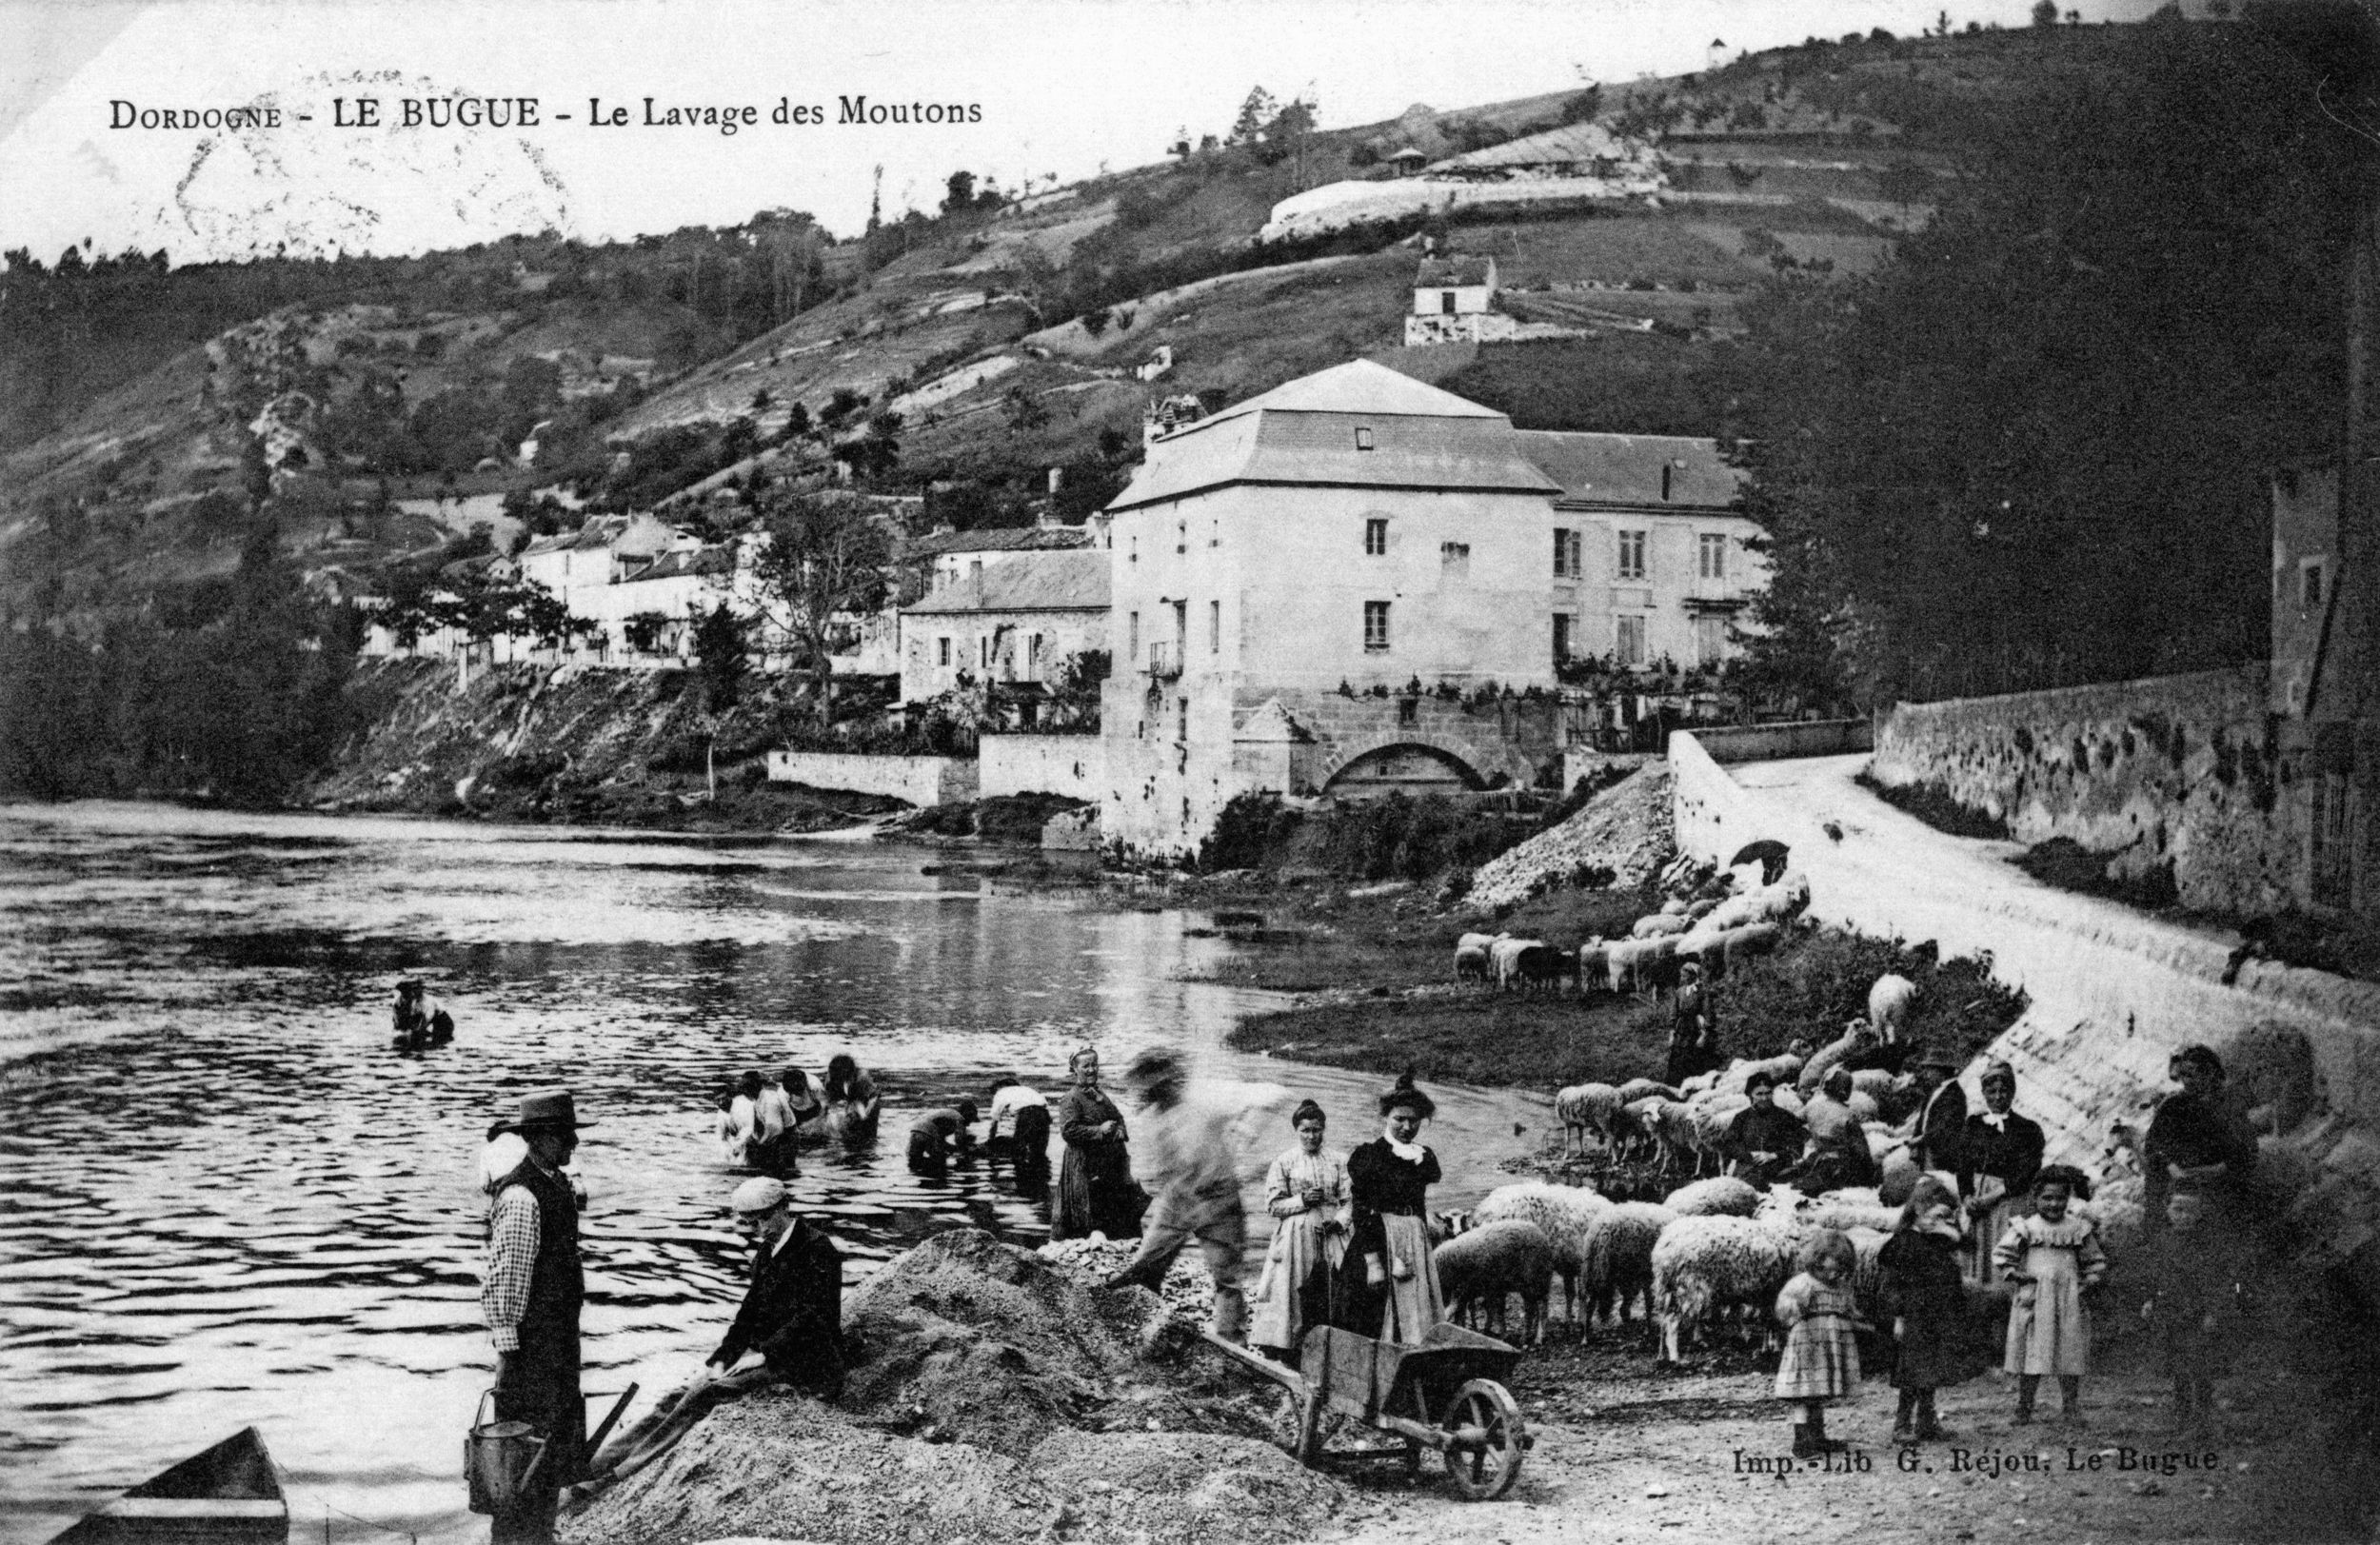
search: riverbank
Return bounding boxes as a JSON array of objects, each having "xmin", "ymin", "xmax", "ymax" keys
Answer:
[{"xmin": 563, "ymin": 1226, "xmax": 2376, "ymax": 1545}]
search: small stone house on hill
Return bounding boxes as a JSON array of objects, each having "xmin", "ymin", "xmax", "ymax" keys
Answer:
[{"xmin": 1406, "ymin": 255, "xmax": 1513, "ymax": 346}]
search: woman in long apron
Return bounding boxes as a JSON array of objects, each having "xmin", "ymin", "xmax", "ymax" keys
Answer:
[
  {"xmin": 1249, "ymin": 1099, "xmax": 1349, "ymax": 1363},
  {"xmin": 1339, "ymin": 1073, "xmax": 1445, "ymax": 1345},
  {"xmin": 1052, "ymin": 1045, "xmax": 1141, "ymax": 1240},
  {"xmin": 1959, "ymin": 1061, "xmax": 2044, "ymax": 1284}
]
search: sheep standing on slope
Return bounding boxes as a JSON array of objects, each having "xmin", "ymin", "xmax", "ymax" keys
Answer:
[
  {"xmin": 1475, "ymin": 1181, "xmax": 1611, "ymax": 1325},
  {"xmin": 1454, "ymin": 932, "xmax": 1501, "ymax": 984},
  {"xmin": 1651, "ymin": 1215, "xmax": 1799, "ymax": 1363},
  {"xmin": 1555, "ymin": 1082, "xmax": 1625, "ymax": 1159},
  {"xmin": 1581, "ymin": 1201, "xmax": 1676, "ymax": 1338},
  {"xmin": 1433, "ymin": 1219, "xmax": 1554, "ymax": 1345},
  {"xmin": 1868, "ymin": 973, "xmax": 1918, "ymax": 1039}
]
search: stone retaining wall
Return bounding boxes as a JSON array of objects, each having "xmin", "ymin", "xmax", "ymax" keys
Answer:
[{"xmin": 765, "ymin": 750, "xmax": 978, "ymax": 807}]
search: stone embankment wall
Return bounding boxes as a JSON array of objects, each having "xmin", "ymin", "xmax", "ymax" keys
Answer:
[
  {"xmin": 979, "ymin": 735, "xmax": 1104, "ymax": 802},
  {"xmin": 1672, "ymin": 732, "xmax": 2380, "ymax": 1278},
  {"xmin": 1868, "ymin": 665, "xmax": 2293, "ymax": 914},
  {"xmin": 766, "ymin": 750, "xmax": 978, "ymax": 807}
]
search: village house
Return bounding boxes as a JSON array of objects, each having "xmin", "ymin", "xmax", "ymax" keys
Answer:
[
  {"xmin": 1404, "ymin": 255, "xmax": 1517, "ymax": 346},
  {"xmin": 1519, "ymin": 430, "xmax": 1762, "ymax": 671},
  {"xmin": 1095, "ymin": 359, "xmax": 1760, "ymax": 856},
  {"xmin": 517, "ymin": 511, "xmax": 696, "ymax": 599},
  {"xmin": 899, "ymin": 546, "xmax": 1109, "ymax": 706}
]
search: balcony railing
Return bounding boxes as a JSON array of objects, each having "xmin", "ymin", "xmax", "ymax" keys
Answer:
[{"xmin": 1145, "ymin": 641, "xmax": 1182, "ymax": 680}]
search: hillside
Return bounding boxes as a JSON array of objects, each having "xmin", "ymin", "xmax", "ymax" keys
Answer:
[{"xmin": 0, "ymin": 23, "xmax": 2130, "ymax": 619}]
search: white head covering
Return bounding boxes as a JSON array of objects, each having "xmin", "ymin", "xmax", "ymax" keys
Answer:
[{"xmin": 731, "ymin": 1176, "xmax": 789, "ymax": 1215}]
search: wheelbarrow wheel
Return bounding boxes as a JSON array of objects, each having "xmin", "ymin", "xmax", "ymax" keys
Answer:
[{"xmin": 1441, "ymin": 1378, "xmax": 1524, "ymax": 1500}]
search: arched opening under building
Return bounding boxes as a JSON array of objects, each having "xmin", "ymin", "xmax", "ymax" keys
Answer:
[{"xmin": 1322, "ymin": 743, "xmax": 1484, "ymax": 798}]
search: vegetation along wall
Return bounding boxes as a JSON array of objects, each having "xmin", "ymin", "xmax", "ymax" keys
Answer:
[{"xmin": 1869, "ymin": 665, "xmax": 2293, "ymax": 915}]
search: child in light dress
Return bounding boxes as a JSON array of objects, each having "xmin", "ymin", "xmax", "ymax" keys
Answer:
[
  {"xmin": 1775, "ymin": 1229, "xmax": 1870, "ymax": 1458},
  {"xmin": 1993, "ymin": 1164, "xmax": 2108, "ymax": 1425}
]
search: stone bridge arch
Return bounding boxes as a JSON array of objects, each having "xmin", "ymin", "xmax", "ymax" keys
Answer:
[{"xmin": 1318, "ymin": 727, "xmax": 1533, "ymax": 794}]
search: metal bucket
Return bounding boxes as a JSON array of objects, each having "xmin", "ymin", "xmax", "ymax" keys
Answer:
[{"xmin": 465, "ymin": 1392, "xmax": 548, "ymax": 1515}]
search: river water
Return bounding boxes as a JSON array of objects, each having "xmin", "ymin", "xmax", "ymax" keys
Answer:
[{"xmin": 0, "ymin": 802, "xmax": 1546, "ymax": 1545}]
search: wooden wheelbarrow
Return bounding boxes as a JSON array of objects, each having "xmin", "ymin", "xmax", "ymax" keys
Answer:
[{"xmin": 1201, "ymin": 1321, "xmax": 1532, "ymax": 1500}]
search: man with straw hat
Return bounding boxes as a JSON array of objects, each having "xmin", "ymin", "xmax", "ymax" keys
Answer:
[{"xmin": 481, "ymin": 1090, "xmax": 594, "ymax": 1544}]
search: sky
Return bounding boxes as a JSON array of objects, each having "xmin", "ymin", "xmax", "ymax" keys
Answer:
[{"xmin": 0, "ymin": 0, "xmax": 2178, "ymax": 265}]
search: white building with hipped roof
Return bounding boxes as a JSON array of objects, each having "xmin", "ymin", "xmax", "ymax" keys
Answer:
[{"xmin": 1095, "ymin": 358, "xmax": 1765, "ymax": 856}]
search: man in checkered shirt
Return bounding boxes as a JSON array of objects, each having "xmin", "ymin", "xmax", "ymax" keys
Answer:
[{"xmin": 481, "ymin": 1090, "xmax": 593, "ymax": 1545}]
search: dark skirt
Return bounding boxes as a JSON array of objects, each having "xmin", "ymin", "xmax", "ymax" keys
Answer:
[
  {"xmin": 1892, "ymin": 1292, "xmax": 1996, "ymax": 1390},
  {"xmin": 1054, "ymin": 1139, "xmax": 1142, "ymax": 1239}
]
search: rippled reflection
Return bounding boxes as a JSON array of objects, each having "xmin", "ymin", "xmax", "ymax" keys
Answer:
[{"xmin": 0, "ymin": 802, "xmax": 1545, "ymax": 1544}]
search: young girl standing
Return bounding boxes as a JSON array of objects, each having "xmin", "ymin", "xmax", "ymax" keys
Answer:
[
  {"xmin": 1775, "ymin": 1229, "xmax": 1868, "ymax": 1457},
  {"xmin": 1993, "ymin": 1164, "xmax": 2108, "ymax": 1425},
  {"xmin": 1878, "ymin": 1177, "xmax": 1976, "ymax": 1442}
]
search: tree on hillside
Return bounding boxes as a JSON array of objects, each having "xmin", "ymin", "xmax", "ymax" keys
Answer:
[
  {"xmin": 942, "ymin": 170, "xmax": 978, "ymax": 214},
  {"xmin": 1713, "ymin": 19, "xmax": 2366, "ymax": 706},
  {"xmin": 1230, "ymin": 87, "xmax": 1278, "ymax": 145},
  {"xmin": 2031, "ymin": 0, "xmax": 2058, "ymax": 25},
  {"xmin": 692, "ymin": 603, "xmax": 750, "ymax": 708},
  {"xmin": 747, "ymin": 495, "xmax": 895, "ymax": 728}
]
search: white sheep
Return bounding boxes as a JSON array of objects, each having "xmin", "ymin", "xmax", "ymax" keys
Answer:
[
  {"xmin": 1846, "ymin": 1091, "xmax": 1881, "ymax": 1123},
  {"xmin": 1650, "ymin": 1214, "xmax": 1799, "ymax": 1363},
  {"xmin": 1632, "ymin": 911, "xmax": 1691, "ymax": 940},
  {"xmin": 1663, "ymin": 1176, "xmax": 1761, "ymax": 1218},
  {"xmin": 1577, "ymin": 938, "xmax": 1612, "ymax": 995},
  {"xmin": 1475, "ymin": 1181, "xmax": 1611, "ymax": 1323},
  {"xmin": 1454, "ymin": 931, "xmax": 1501, "ymax": 984},
  {"xmin": 1433, "ymin": 1219, "xmax": 1554, "ymax": 1345},
  {"xmin": 1616, "ymin": 1078, "xmax": 1682, "ymax": 1105},
  {"xmin": 1769, "ymin": 1084, "xmax": 1806, "ymax": 1119},
  {"xmin": 1554, "ymin": 1082, "xmax": 1625, "ymax": 1159},
  {"xmin": 1718, "ymin": 1053, "xmax": 1807, "ymax": 1096},
  {"xmin": 1868, "ymin": 973, "xmax": 1917, "ymax": 1037},
  {"xmin": 1582, "ymin": 1201, "xmax": 1676, "ymax": 1337},
  {"xmin": 1797, "ymin": 1021, "xmax": 1877, "ymax": 1094}
]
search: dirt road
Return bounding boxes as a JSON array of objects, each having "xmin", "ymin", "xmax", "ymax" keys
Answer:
[{"xmin": 1309, "ymin": 1322, "xmax": 2331, "ymax": 1545}]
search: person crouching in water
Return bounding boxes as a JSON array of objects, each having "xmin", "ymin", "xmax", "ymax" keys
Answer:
[
  {"xmin": 1339, "ymin": 1072, "xmax": 1445, "ymax": 1345},
  {"xmin": 1102, "ymin": 1046, "xmax": 1248, "ymax": 1342},
  {"xmin": 1993, "ymin": 1164, "xmax": 2107, "ymax": 1426},
  {"xmin": 904, "ymin": 1100, "xmax": 979, "ymax": 1178},
  {"xmin": 1775, "ymin": 1229, "xmax": 1870, "ymax": 1458}
]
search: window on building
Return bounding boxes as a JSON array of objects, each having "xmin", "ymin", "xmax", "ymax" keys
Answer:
[
  {"xmin": 1616, "ymin": 528, "xmax": 1647, "ymax": 581},
  {"xmin": 1355, "ymin": 426, "xmax": 1375, "ymax": 451},
  {"xmin": 1178, "ymin": 697, "xmax": 1189, "ymax": 743},
  {"xmin": 981, "ymin": 636, "xmax": 993, "ymax": 669},
  {"xmin": 1616, "ymin": 614, "xmax": 1646, "ymax": 665},
  {"xmin": 1128, "ymin": 610, "xmax": 1140, "ymax": 661},
  {"xmin": 1398, "ymin": 696, "xmax": 1418, "ymax": 727},
  {"xmin": 1553, "ymin": 612, "xmax": 1574, "ymax": 664},
  {"xmin": 1364, "ymin": 601, "xmax": 1391, "ymax": 652},
  {"xmin": 1698, "ymin": 532, "xmax": 1727, "ymax": 581},
  {"xmin": 1209, "ymin": 600, "xmax": 1220, "ymax": 654},
  {"xmin": 1029, "ymin": 633, "xmax": 1044, "ymax": 677},
  {"xmin": 1177, "ymin": 519, "xmax": 1186, "ymax": 554},
  {"xmin": 1695, "ymin": 614, "xmax": 1727, "ymax": 666},
  {"xmin": 1365, "ymin": 517, "xmax": 1388, "ymax": 556},
  {"xmin": 1554, "ymin": 527, "xmax": 1581, "ymax": 578},
  {"xmin": 2303, "ymin": 558, "xmax": 2328, "ymax": 609},
  {"xmin": 1128, "ymin": 534, "xmax": 1138, "ymax": 564},
  {"xmin": 1440, "ymin": 542, "xmax": 1470, "ymax": 581},
  {"xmin": 1440, "ymin": 290, "xmax": 1457, "ymax": 314},
  {"xmin": 1660, "ymin": 465, "xmax": 1674, "ymax": 502}
]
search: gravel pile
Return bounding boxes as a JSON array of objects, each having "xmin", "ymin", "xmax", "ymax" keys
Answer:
[
  {"xmin": 1466, "ymin": 762, "xmax": 1676, "ymax": 912},
  {"xmin": 565, "ymin": 1228, "xmax": 1344, "ymax": 1545},
  {"xmin": 1036, "ymin": 1236, "xmax": 1217, "ymax": 1331}
]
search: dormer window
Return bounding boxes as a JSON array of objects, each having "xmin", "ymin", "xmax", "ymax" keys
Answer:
[
  {"xmin": 1660, "ymin": 465, "xmax": 1674, "ymax": 502},
  {"xmin": 1355, "ymin": 427, "xmax": 1375, "ymax": 451}
]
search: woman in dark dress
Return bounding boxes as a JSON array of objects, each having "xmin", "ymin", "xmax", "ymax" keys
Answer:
[
  {"xmin": 1958, "ymin": 1061, "xmax": 2045, "ymax": 1284},
  {"xmin": 1052, "ymin": 1046, "xmax": 1141, "ymax": 1240},
  {"xmin": 1664, "ymin": 962, "xmax": 1721, "ymax": 1087},
  {"xmin": 1338, "ymin": 1072, "xmax": 1445, "ymax": 1344},
  {"xmin": 2142, "ymin": 1044, "xmax": 2259, "ymax": 1244},
  {"xmin": 1879, "ymin": 1177, "xmax": 1980, "ymax": 1442}
]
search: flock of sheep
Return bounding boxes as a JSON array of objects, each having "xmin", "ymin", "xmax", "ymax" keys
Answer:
[{"xmin": 1454, "ymin": 868, "xmax": 1815, "ymax": 997}]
